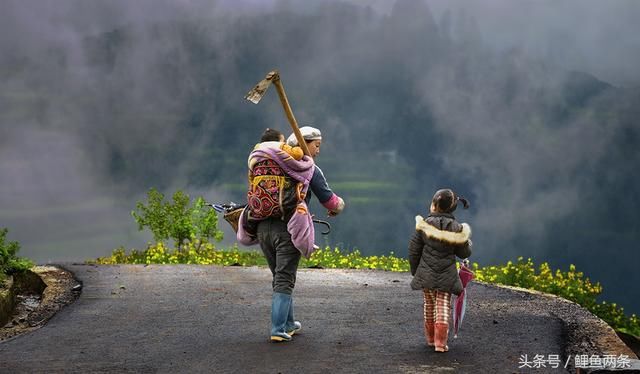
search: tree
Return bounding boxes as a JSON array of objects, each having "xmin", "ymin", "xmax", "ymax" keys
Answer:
[
  {"xmin": 0, "ymin": 228, "xmax": 33, "ymax": 281},
  {"xmin": 131, "ymin": 188, "xmax": 223, "ymax": 250}
]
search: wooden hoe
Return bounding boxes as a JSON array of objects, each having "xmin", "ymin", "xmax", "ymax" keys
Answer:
[{"xmin": 244, "ymin": 70, "xmax": 311, "ymax": 156}]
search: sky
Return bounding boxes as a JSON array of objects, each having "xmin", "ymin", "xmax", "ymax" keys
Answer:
[{"xmin": 1, "ymin": 0, "xmax": 639, "ymax": 312}]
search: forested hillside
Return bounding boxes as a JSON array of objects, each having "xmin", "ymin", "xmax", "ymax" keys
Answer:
[{"xmin": 1, "ymin": 0, "xmax": 638, "ymax": 314}]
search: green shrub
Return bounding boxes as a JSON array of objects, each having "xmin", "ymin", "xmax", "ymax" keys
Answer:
[
  {"xmin": 301, "ymin": 247, "xmax": 409, "ymax": 271},
  {"xmin": 591, "ymin": 302, "xmax": 640, "ymax": 337},
  {"xmin": 131, "ymin": 188, "xmax": 223, "ymax": 250},
  {"xmin": 0, "ymin": 228, "xmax": 33, "ymax": 281},
  {"xmin": 93, "ymin": 245, "xmax": 410, "ymax": 271},
  {"xmin": 473, "ymin": 257, "xmax": 639, "ymax": 338},
  {"xmin": 93, "ymin": 242, "xmax": 267, "ymax": 266}
]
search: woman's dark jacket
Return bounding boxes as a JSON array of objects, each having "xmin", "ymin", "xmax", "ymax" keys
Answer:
[{"xmin": 408, "ymin": 212, "xmax": 472, "ymax": 295}]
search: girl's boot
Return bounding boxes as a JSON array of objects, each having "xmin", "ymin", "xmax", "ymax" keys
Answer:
[
  {"xmin": 271, "ymin": 292, "xmax": 293, "ymax": 342},
  {"xmin": 285, "ymin": 297, "xmax": 302, "ymax": 336},
  {"xmin": 423, "ymin": 289, "xmax": 436, "ymax": 346},
  {"xmin": 434, "ymin": 322, "xmax": 449, "ymax": 352},
  {"xmin": 424, "ymin": 321, "xmax": 435, "ymax": 346}
]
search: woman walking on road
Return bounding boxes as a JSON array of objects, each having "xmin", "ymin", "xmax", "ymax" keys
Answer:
[{"xmin": 240, "ymin": 126, "xmax": 345, "ymax": 342}]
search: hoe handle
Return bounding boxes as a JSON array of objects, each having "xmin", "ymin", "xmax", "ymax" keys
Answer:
[{"xmin": 272, "ymin": 74, "xmax": 311, "ymax": 157}]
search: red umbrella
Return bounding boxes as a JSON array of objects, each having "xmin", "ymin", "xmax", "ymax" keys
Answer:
[{"xmin": 453, "ymin": 259, "xmax": 474, "ymax": 338}]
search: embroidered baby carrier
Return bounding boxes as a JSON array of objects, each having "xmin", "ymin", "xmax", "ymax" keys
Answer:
[
  {"xmin": 247, "ymin": 158, "xmax": 303, "ymax": 221},
  {"xmin": 237, "ymin": 143, "xmax": 318, "ymax": 258}
]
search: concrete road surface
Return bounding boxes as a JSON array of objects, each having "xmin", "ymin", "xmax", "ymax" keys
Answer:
[{"xmin": 0, "ymin": 265, "xmax": 636, "ymax": 373}]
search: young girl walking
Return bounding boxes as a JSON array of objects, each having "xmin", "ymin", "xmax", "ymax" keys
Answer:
[{"xmin": 408, "ymin": 189, "xmax": 472, "ymax": 352}]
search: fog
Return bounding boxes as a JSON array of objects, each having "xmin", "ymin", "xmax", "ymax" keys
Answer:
[{"xmin": 1, "ymin": 0, "xmax": 638, "ymax": 314}]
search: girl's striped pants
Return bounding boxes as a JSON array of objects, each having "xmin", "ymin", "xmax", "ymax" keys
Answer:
[{"xmin": 423, "ymin": 289, "xmax": 451, "ymax": 324}]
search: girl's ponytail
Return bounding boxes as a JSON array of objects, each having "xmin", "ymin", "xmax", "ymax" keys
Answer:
[
  {"xmin": 456, "ymin": 195, "xmax": 470, "ymax": 210},
  {"xmin": 432, "ymin": 189, "xmax": 470, "ymax": 213}
]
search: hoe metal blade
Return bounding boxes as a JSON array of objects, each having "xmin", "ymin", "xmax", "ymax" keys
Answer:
[
  {"xmin": 244, "ymin": 70, "xmax": 279, "ymax": 104},
  {"xmin": 243, "ymin": 69, "xmax": 311, "ymax": 156}
]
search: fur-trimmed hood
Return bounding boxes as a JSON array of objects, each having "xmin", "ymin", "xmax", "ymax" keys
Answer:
[{"xmin": 415, "ymin": 215, "xmax": 471, "ymax": 244}]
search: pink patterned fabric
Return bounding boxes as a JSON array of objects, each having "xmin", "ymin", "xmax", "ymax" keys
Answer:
[
  {"xmin": 321, "ymin": 193, "xmax": 341, "ymax": 211},
  {"xmin": 453, "ymin": 263, "xmax": 474, "ymax": 337},
  {"xmin": 236, "ymin": 207, "xmax": 258, "ymax": 246},
  {"xmin": 287, "ymin": 203, "xmax": 315, "ymax": 258}
]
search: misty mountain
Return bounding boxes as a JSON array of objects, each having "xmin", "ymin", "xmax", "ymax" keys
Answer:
[{"xmin": 1, "ymin": 0, "xmax": 638, "ymax": 314}]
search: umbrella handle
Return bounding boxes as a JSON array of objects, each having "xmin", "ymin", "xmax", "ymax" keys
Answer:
[{"xmin": 312, "ymin": 218, "xmax": 331, "ymax": 235}]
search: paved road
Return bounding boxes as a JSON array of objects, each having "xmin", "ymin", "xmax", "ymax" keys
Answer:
[{"xmin": 0, "ymin": 265, "xmax": 633, "ymax": 373}]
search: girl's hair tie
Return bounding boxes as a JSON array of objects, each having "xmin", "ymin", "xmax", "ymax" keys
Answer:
[{"xmin": 456, "ymin": 195, "xmax": 470, "ymax": 209}]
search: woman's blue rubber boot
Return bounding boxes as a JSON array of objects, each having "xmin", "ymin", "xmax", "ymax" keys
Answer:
[
  {"xmin": 286, "ymin": 298, "xmax": 302, "ymax": 336},
  {"xmin": 271, "ymin": 292, "xmax": 293, "ymax": 342}
]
